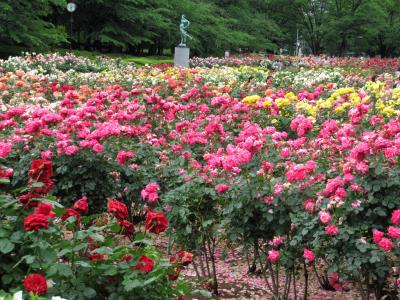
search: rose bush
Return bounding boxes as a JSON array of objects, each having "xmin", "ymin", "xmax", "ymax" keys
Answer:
[{"xmin": 0, "ymin": 159, "xmax": 193, "ymax": 299}]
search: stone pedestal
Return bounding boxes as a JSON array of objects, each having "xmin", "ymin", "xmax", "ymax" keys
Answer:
[
  {"xmin": 224, "ymin": 50, "xmax": 230, "ymax": 58},
  {"xmin": 174, "ymin": 46, "xmax": 190, "ymax": 68}
]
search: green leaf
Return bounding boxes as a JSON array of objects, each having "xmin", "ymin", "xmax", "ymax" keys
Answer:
[
  {"xmin": 104, "ymin": 267, "xmax": 118, "ymax": 276},
  {"xmin": 0, "ymin": 178, "xmax": 10, "ymax": 184},
  {"xmin": 58, "ymin": 248, "xmax": 72, "ymax": 257},
  {"xmin": 73, "ymin": 243, "xmax": 88, "ymax": 252},
  {"xmin": 110, "ymin": 223, "xmax": 121, "ymax": 233},
  {"xmin": 1, "ymin": 274, "xmax": 12, "ymax": 285},
  {"xmin": 92, "ymin": 247, "xmax": 113, "ymax": 255},
  {"xmin": 0, "ymin": 228, "xmax": 9, "ymax": 238},
  {"xmin": 83, "ymin": 287, "xmax": 96, "ymax": 298},
  {"xmin": 25, "ymin": 255, "xmax": 35, "ymax": 264},
  {"xmin": 31, "ymin": 181, "xmax": 44, "ymax": 188},
  {"xmin": 143, "ymin": 275, "xmax": 159, "ymax": 285},
  {"xmin": 47, "ymin": 263, "xmax": 73, "ymax": 277},
  {"xmin": 0, "ymin": 238, "xmax": 14, "ymax": 254},
  {"xmin": 123, "ymin": 279, "xmax": 142, "ymax": 291},
  {"xmin": 75, "ymin": 261, "xmax": 91, "ymax": 268}
]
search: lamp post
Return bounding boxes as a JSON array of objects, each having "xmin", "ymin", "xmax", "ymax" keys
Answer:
[{"xmin": 67, "ymin": 2, "xmax": 77, "ymax": 53}]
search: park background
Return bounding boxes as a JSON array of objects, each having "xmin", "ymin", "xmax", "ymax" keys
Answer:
[{"xmin": 2, "ymin": 0, "xmax": 400, "ymax": 60}]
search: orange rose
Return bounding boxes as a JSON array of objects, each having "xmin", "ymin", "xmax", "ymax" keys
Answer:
[{"xmin": 15, "ymin": 70, "xmax": 25, "ymax": 78}]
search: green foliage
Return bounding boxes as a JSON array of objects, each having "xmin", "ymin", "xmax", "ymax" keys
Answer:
[
  {"xmin": 0, "ymin": 182, "xmax": 187, "ymax": 299},
  {"xmin": 53, "ymin": 153, "xmax": 120, "ymax": 212},
  {"xmin": 0, "ymin": 1, "xmax": 67, "ymax": 50},
  {"xmin": 4, "ymin": 0, "xmax": 400, "ymax": 56}
]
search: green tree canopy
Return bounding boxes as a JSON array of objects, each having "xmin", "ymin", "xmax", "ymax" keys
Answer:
[{"xmin": 2, "ymin": 0, "xmax": 400, "ymax": 56}]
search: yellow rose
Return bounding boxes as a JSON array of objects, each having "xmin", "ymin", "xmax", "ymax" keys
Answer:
[
  {"xmin": 242, "ymin": 95, "xmax": 261, "ymax": 105},
  {"xmin": 263, "ymin": 99, "xmax": 272, "ymax": 107},
  {"xmin": 275, "ymin": 98, "xmax": 290, "ymax": 108}
]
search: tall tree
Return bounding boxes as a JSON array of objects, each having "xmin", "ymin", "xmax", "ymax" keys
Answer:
[{"xmin": 0, "ymin": 0, "xmax": 67, "ymax": 49}]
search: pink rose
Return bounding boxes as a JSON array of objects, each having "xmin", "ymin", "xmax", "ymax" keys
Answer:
[
  {"xmin": 304, "ymin": 199, "xmax": 316, "ymax": 214},
  {"xmin": 303, "ymin": 248, "xmax": 315, "ymax": 263},
  {"xmin": 378, "ymin": 237, "xmax": 393, "ymax": 252},
  {"xmin": 318, "ymin": 211, "xmax": 332, "ymax": 224},
  {"xmin": 325, "ymin": 225, "xmax": 339, "ymax": 235},
  {"xmin": 267, "ymin": 250, "xmax": 280, "ymax": 264},
  {"xmin": 388, "ymin": 226, "xmax": 400, "ymax": 239},
  {"xmin": 141, "ymin": 182, "xmax": 160, "ymax": 202},
  {"xmin": 280, "ymin": 147, "xmax": 291, "ymax": 158},
  {"xmin": 273, "ymin": 183, "xmax": 284, "ymax": 196},
  {"xmin": 392, "ymin": 209, "xmax": 400, "ymax": 225},
  {"xmin": 373, "ymin": 229, "xmax": 384, "ymax": 244},
  {"xmin": 215, "ymin": 183, "xmax": 229, "ymax": 193}
]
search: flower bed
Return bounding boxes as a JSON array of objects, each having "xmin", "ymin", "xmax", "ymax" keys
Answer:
[{"xmin": 1, "ymin": 53, "xmax": 400, "ymax": 299}]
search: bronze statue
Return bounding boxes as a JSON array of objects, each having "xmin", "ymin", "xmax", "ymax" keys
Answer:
[{"xmin": 179, "ymin": 15, "xmax": 192, "ymax": 47}]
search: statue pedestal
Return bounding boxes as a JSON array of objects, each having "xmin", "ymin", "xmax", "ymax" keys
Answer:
[{"xmin": 174, "ymin": 46, "xmax": 190, "ymax": 68}]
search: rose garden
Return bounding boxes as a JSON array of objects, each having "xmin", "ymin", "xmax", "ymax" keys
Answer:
[{"xmin": 1, "ymin": 53, "xmax": 400, "ymax": 299}]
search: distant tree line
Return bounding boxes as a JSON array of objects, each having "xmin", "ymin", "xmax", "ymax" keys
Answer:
[{"xmin": 1, "ymin": 0, "xmax": 400, "ymax": 57}]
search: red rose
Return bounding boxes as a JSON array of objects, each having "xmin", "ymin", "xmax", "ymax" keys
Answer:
[
  {"xmin": 118, "ymin": 220, "xmax": 134, "ymax": 236},
  {"xmin": 24, "ymin": 214, "xmax": 49, "ymax": 231},
  {"xmin": 34, "ymin": 203, "xmax": 56, "ymax": 218},
  {"xmin": 145, "ymin": 210, "xmax": 168, "ymax": 234},
  {"xmin": 88, "ymin": 253, "xmax": 107, "ymax": 261},
  {"xmin": 23, "ymin": 273, "xmax": 47, "ymax": 295},
  {"xmin": 168, "ymin": 256, "xmax": 181, "ymax": 280},
  {"xmin": 19, "ymin": 193, "xmax": 40, "ymax": 207},
  {"xmin": 121, "ymin": 255, "xmax": 133, "ymax": 262},
  {"xmin": 177, "ymin": 250, "xmax": 193, "ymax": 266},
  {"xmin": 87, "ymin": 236, "xmax": 100, "ymax": 251},
  {"xmin": 28, "ymin": 160, "xmax": 53, "ymax": 194},
  {"xmin": 73, "ymin": 196, "xmax": 88, "ymax": 214},
  {"xmin": 135, "ymin": 255, "xmax": 154, "ymax": 273},
  {"xmin": 107, "ymin": 199, "xmax": 128, "ymax": 220},
  {"xmin": 61, "ymin": 208, "xmax": 81, "ymax": 222},
  {"xmin": 29, "ymin": 178, "xmax": 54, "ymax": 194},
  {"xmin": 0, "ymin": 167, "xmax": 13, "ymax": 179},
  {"xmin": 29, "ymin": 160, "xmax": 53, "ymax": 182}
]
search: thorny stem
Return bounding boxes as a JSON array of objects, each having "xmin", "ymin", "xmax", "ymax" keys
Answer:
[
  {"xmin": 293, "ymin": 268, "xmax": 298, "ymax": 300},
  {"xmin": 202, "ymin": 238, "xmax": 211, "ymax": 278},
  {"xmin": 267, "ymin": 261, "xmax": 278, "ymax": 295},
  {"xmin": 206, "ymin": 236, "xmax": 219, "ymax": 295},
  {"xmin": 312, "ymin": 263, "xmax": 325, "ymax": 288},
  {"xmin": 357, "ymin": 277, "xmax": 367, "ymax": 300},
  {"xmin": 303, "ymin": 262, "xmax": 309, "ymax": 300},
  {"xmin": 283, "ymin": 269, "xmax": 291, "ymax": 300},
  {"xmin": 192, "ymin": 257, "xmax": 201, "ymax": 280},
  {"xmin": 254, "ymin": 242, "xmax": 273, "ymax": 293},
  {"xmin": 275, "ymin": 263, "xmax": 280, "ymax": 293}
]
